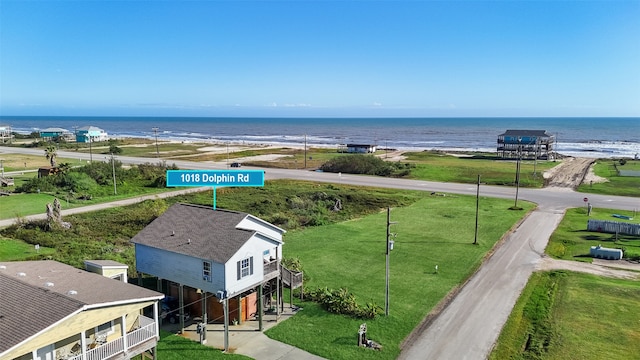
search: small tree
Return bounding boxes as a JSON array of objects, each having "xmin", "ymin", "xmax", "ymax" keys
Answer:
[{"xmin": 45, "ymin": 145, "xmax": 57, "ymax": 167}]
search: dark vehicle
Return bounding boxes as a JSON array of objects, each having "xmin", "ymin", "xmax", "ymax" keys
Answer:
[
  {"xmin": 160, "ymin": 296, "xmax": 190, "ymax": 324},
  {"xmin": 230, "ymin": 162, "xmax": 241, "ymax": 168}
]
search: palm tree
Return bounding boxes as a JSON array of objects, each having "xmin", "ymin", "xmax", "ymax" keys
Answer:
[{"xmin": 45, "ymin": 145, "xmax": 57, "ymax": 167}]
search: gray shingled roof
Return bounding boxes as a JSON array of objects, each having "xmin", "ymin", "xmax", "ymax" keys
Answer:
[
  {"xmin": 499, "ymin": 129, "xmax": 553, "ymax": 137},
  {"xmin": 130, "ymin": 203, "xmax": 257, "ymax": 264},
  {"xmin": 0, "ymin": 260, "xmax": 163, "ymax": 354}
]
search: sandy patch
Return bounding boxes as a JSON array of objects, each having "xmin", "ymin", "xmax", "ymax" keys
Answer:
[
  {"xmin": 582, "ymin": 161, "xmax": 609, "ymax": 185},
  {"xmin": 543, "ymin": 157, "xmax": 596, "ymax": 189},
  {"xmin": 536, "ymin": 257, "xmax": 639, "ymax": 280}
]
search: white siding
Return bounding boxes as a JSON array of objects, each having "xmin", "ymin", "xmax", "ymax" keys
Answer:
[
  {"xmin": 225, "ymin": 235, "xmax": 279, "ymax": 296},
  {"xmin": 135, "ymin": 244, "xmax": 224, "ymax": 293},
  {"xmin": 236, "ymin": 216, "xmax": 285, "ymax": 242}
]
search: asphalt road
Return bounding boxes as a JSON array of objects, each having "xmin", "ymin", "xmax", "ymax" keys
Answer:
[{"xmin": 2, "ymin": 146, "xmax": 639, "ymax": 359}]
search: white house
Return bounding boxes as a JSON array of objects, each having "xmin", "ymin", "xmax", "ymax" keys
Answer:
[
  {"xmin": 130, "ymin": 203, "xmax": 292, "ymax": 331},
  {"xmin": 0, "ymin": 260, "xmax": 164, "ymax": 360},
  {"xmin": 76, "ymin": 126, "xmax": 108, "ymax": 143},
  {"xmin": 338, "ymin": 144, "xmax": 378, "ymax": 153}
]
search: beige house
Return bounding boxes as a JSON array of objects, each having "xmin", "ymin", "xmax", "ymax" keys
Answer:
[{"xmin": 0, "ymin": 260, "xmax": 164, "ymax": 360}]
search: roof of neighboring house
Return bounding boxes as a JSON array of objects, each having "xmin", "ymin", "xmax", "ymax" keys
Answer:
[
  {"xmin": 498, "ymin": 130, "xmax": 553, "ymax": 137},
  {"xmin": 40, "ymin": 127, "xmax": 69, "ymax": 133},
  {"xmin": 130, "ymin": 203, "xmax": 280, "ymax": 263},
  {"xmin": 0, "ymin": 260, "xmax": 163, "ymax": 354},
  {"xmin": 345, "ymin": 143, "xmax": 377, "ymax": 147},
  {"xmin": 77, "ymin": 126, "xmax": 105, "ymax": 132}
]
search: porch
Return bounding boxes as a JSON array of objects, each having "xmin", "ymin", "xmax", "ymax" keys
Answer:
[{"xmin": 64, "ymin": 316, "xmax": 157, "ymax": 360}]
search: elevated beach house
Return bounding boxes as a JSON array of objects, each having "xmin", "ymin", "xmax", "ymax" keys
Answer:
[
  {"xmin": 497, "ymin": 129, "xmax": 555, "ymax": 160},
  {"xmin": 0, "ymin": 260, "xmax": 163, "ymax": 360},
  {"xmin": 76, "ymin": 126, "xmax": 109, "ymax": 143},
  {"xmin": 39, "ymin": 127, "xmax": 74, "ymax": 142},
  {"xmin": 130, "ymin": 203, "xmax": 300, "ymax": 332}
]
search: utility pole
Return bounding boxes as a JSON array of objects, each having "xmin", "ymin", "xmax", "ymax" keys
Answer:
[
  {"xmin": 474, "ymin": 174, "xmax": 480, "ymax": 245},
  {"xmin": 514, "ymin": 138, "xmax": 522, "ymax": 208},
  {"xmin": 385, "ymin": 207, "xmax": 397, "ymax": 316},
  {"xmin": 304, "ymin": 134, "xmax": 307, "ymax": 169},
  {"xmin": 111, "ymin": 153, "xmax": 117, "ymax": 195},
  {"xmin": 89, "ymin": 137, "xmax": 93, "ymax": 162},
  {"xmin": 152, "ymin": 127, "xmax": 159, "ymax": 157}
]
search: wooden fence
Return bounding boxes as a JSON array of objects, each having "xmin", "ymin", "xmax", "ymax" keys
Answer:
[{"xmin": 587, "ymin": 219, "xmax": 640, "ymax": 236}]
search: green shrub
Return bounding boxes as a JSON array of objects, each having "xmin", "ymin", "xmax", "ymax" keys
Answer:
[
  {"xmin": 320, "ymin": 155, "xmax": 414, "ymax": 177},
  {"xmin": 304, "ymin": 286, "xmax": 382, "ymax": 319}
]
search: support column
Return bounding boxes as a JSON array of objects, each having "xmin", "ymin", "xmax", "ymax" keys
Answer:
[
  {"xmin": 223, "ymin": 298, "xmax": 229, "ymax": 352},
  {"xmin": 258, "ymin": 284, "xmax": 264, "ymax": 331},
  {"xmin": 237, "ymin": 294, "xmax": 242, "ymax": 325},
  {"xmin": 138, "ymin": 273, "xmax": 142, "ymax": 286},
  {"xmin": 179, "ymin": 284, "xmax": 185, "ymax": 333},
  {"xmin": 80, "ymin": 330, "xmax": 87, "ymax": 359},
  {"xmin": 121, "ymin": 315, "xmax": 128, "ymax": 353},
  {"xmin": 157, "ymin": 278, "xmax": 162, "ymax": 293},
  {"xmin": 201, "ymin": 291, "xmax": 207, "ymax": 344},
  {"xmin": 153, "ymin": 301, "xmax": 160, "ymax": 339}
]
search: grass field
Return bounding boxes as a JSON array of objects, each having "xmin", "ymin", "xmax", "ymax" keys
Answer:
[
  {"xmin": 0, "ymin": 237, "xmax": 55, "ymax": 261},
  {"xmin": 0, "ymin": 186, "xmax": 173, "ymax": 220},
  {"xmin": 130, "ymin": 331, "xmax": 250, "ymax": 360},
  {"xmin": 403, "ymin": 151, "xmax": 555, "ymax": 187},
  {"xmin": 490, "ymin": 271, "xmax": 640, "ymax": 360},
  {"xmin": 266, "ymin": 194, "xmax": 534, "ymax": 360},
  {"xmin": 577, "ymin": 159, "xmax": 640, "ymax": 197},
  {"xmin": 545, "ymin": 207, "xmax": 640, "ymax": 262}
]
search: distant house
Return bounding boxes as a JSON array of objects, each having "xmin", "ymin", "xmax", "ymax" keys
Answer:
[
  {"xmin": 338, "ymin": 144, "xmax": 378, "ymax": 153},
  {"xmin": 39, "ymin": 127, "xmax": 74, "ymax": 142},
  {"xmin": 130, "ymin": 203, "xmax": 300, "ymax": 330},
  {"xmin": 0, "ymin": 124, "xmax": 12, "ymax": 144},
  {"xmin": 0, "ymin": 260, "xmax": 163, "ymax": 360},
  {"xmin": 497, "ymin": 130, "xmax": 555, "ymax": 160},
  {"xmin": 76, "ymin": 126, "xmax": 109, "ymax": 143}
]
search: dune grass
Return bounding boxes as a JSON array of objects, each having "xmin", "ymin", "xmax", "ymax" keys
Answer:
[
  {"xmin": 266, "ymin": 194, "xmax": 534, "ymax": 360},
  {"xmin": 577, "ymin": 159, "xmax": 640, "ymax": 197},
  {"xmin": 491, "ymin": 271, "xmax": 640, "ymax": 360}
]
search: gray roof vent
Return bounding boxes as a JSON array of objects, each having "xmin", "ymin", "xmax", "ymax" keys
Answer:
[
  {"xmin": 67, "ymin": 290, "xmax": 78, "ymax": 295},
  {"xmin": 17, "ymin": 272, "xmax": 26, "ymax": 277},
  {"xmin": 0, "ymin": 265, "xmax": 6, "ymax": 270},
  {"xmin": 44, "ymin": 282, "xmax": 54, "ymax": 287}
]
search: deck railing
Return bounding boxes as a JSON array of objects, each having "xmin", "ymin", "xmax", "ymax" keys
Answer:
[
  {"xmin": 264, "ymin": 260, "xmax": 278, "ymax": 276},
  {"xmin": 67, "ymin": 316, "xmax": 156, "ymax": 360}
]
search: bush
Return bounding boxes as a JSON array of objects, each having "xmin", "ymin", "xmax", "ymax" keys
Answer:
[
  {"xmin": 320, "ymin": 155, "xmax": 414, "ymax": 177},
  {"xmin": 304, "ymin": 286, "xmax": 382, "ymax": 319}
]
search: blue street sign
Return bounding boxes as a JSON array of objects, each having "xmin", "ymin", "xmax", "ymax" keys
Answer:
[{"xmin": 167, "ymin": 170, "xmax": 264, "ymax": 187}]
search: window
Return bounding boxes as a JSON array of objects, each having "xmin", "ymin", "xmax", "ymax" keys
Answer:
[
  {"xmin": 203, "ymin": 261, "xmax": 212, "ymax": 282},
  {"xmin": 95, "ymin": 320, "xmax": 115, "ymax": 337},
  {"xmin": 236, "ymin": 256, "xmax": 253, "ymax": 280}
]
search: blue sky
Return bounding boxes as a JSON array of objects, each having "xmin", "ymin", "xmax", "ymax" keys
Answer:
[{"xmin": 1, "ymin": 0, "xmax": 639, "ymax": 117}]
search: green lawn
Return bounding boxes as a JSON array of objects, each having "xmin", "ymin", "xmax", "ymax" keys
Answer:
[
  {"xmin": 266, "ymin": 194, "xmax": 535, "ymax": 360},
  {"xmin": 0, "ymin": 187, "xmax": 173, "ymax": 220},
  {"xmin": 545, "ymin": 207, "xmax": 640, "ymax": 262},
  {"xmin": 0, "ymin": 237, "xmax": 55, "ymax": 261},
  {"xmin": 403, "ymin": 151, "xmax": 556, "ymax": 187},
  {"xmin": 130, "ymin": 331, "xmax": 250, "ymax": 360},
  {"xmin": 577, "ymin": 159, "xmax": 640, "ymax": 197},
  {"xmin": 491, "ymin": 271, "xmax": 640, "ymax": 360}
]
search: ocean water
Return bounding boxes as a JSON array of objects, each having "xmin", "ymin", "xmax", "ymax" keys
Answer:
[{"xmin": 1, "ymin": 116, "xmax": 639, "ymax": 159}]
